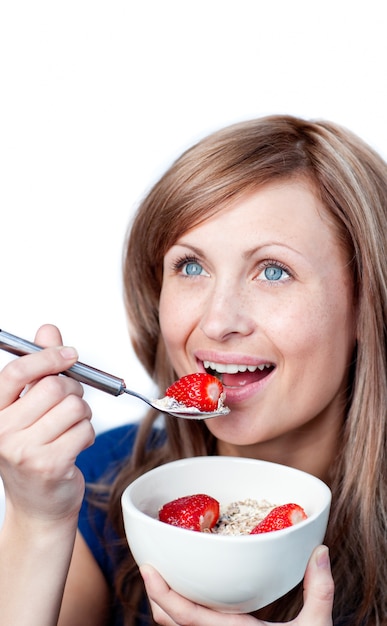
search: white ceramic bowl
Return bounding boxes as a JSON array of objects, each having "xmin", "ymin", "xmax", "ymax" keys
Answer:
[{"xmin": 121, "ymin": 456, "xmax": 331, "ymax": 613}]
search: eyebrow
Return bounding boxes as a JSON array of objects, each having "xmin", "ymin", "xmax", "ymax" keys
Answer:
[
  {"xmin": 173, "ymin": 240, "xmax": 304, "ymax": 260},
  {"xmin": 242, "ymin": 242, "xmax": 304, "ymax": 260}
]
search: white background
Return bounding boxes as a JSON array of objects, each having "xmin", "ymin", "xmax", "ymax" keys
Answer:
[{"xmin": 0, "ymin": 0, "xmax": 387, "ymax": 439}]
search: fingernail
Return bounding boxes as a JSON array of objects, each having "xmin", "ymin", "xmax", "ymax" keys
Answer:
[
  {"xmin": 59, "ymin": 346, "xmax": 78, "ymax": 360},
  {"xmin": 315, "ymin": 545, "xmax": 330, "ymax": 569}
]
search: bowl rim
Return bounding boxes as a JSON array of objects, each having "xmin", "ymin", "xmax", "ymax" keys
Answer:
[{"xmin": 121, "ymin": 455, "xmax": 332, "ymax": 540}]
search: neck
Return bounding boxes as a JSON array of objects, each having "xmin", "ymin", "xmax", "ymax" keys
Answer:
[{"xmin": 216, "ymin": 411, "xmax": 343, "ymax": 484}]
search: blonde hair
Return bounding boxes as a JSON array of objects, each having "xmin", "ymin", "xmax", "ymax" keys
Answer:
[{"xmin": 109, "ymin": 115, "xmax": 387, "ymax": 624}]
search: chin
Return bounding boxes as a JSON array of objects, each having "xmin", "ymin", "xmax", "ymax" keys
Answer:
[{"xmin": 206, "ymin": 422, "xmax": 261, "ymax": 450}]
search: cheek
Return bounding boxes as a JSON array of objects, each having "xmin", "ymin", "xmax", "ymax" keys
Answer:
[
  {"xmin": 265, "ymin": 283, "xmax": 355, "ymax": 365},
  {"xmin": 158, "ymin": 288, "xmax": 176, "ymax": 347},
  {"xmin": 159, "ymin": 286, "xmax": 196, "ymax": 356},
  {"xmin": 296, "ymin": 311, "xmax": 355, "ymax": 392}
]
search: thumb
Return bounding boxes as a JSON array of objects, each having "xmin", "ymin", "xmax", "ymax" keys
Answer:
[
  {"xmin": 35, "ymin": 324, "xmax": 64, "ymax": 348},
  {"xmin": 296, "ymin": 545, "xmax": 334, "ymax": 626}
]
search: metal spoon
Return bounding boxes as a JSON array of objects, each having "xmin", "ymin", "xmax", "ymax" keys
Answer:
[{"xmin": 0, "ymin": 330, "xmax": 230, "ymax": 420}]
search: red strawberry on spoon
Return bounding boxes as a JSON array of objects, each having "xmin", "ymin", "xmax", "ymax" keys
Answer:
[
  {"xmin": 250, "ymin": 503, "xmax": 307, "ymax": 534},
  {"xmin": 165, "ymin": 372, "xmax": 225, "ymax": 413},
  {"xmin": 159, "ymin": 494, "xmax": 220, "ymax": 532}
]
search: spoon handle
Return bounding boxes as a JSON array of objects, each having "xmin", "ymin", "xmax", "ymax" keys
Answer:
[{"xmin": 0, "ymin": 329, "xmax": 126, "ymax": 396}]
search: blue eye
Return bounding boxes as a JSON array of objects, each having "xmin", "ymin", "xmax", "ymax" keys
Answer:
[
  {"xmin": 264, "ymin": 266, "xmax": 284, "ymax": 281},
  {"xmin": 257, "ymin": 261, "xmax": 291, "ymax": 282},
  {"xmin": 172, "ymin": 254, "xmax": 209, "ymax": 277},
  {"xmin": 184, "ymin": 261, "xmax": 204, "ymax": 276}
]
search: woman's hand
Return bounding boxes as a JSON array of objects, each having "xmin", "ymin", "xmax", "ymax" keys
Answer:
[
  {"xmin": 0, "ymin": 324, "xmax": 95, "ymax": 524},
  {"xmin": 140, "ymin": 545, "xmax": 334, "ymax": 626},
  {"xmin": 0, "ymin": 324, "xmax": 96, "ymax": 625}
]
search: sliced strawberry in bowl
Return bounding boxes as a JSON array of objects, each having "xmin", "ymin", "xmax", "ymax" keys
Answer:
[
  {"xmin": 250, "ymin": 503, "xmax": 307, "ymax": 534},
  {"xmin": 159, "ymin": 493, "xmax": 220, "ymax": 532},
  {"xmin": 165, "ymin": 373, "xmax": 225, "ymax": 413}
]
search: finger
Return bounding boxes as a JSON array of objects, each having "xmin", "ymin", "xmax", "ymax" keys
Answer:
[
  {"xmin": 296, "ymin": 546, "xmax": 334, "ymax": 626},
  {"xmin": 0, "ymin": 385, "xmax": 93, "ymax": 478},
  {"xmin": 0, "ymin": 345, "xmax": 79, "ymax": 408},
  {"xmin": 148, "ymin": 597, "xmax": 177, "ymax": 626},
  {"xmin": 28, "ymin": 392, "xmax": 92, "ymax": 444},
  {"xmin": 52, "ymin": 413, "xmax": 95, "ymax": 462},
  {"xmin": 34, "ymin": 323, "xmax": 64, "ymax": 348},
  {"xmin": 2, "ymin": 418, "xmax": 95, "ymax": 521},
  {"xmin": 27, "ymin": 416, "xmax": 95, "ymax": 482},
  {"xmin": 12, "ymin": 374, "xmax": 85, "ymax": 429},
  {"xmin": 140, "ymin": 565, "xmax": 181, "ymax": 626},
  {"xmin": 140, "ymin": 565, "xmax": 259, "ymax": 626},
  {"xmin": 4, "ymin": 324, "xmax": 68, "ymax": 402},
  {"xmin": 3, "ymin": 413, "xmax": 95, "ymax": 483}
]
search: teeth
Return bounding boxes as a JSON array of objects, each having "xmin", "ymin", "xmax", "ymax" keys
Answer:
[{"xmin": 203, "ymin": 360, "xmax": 272, "ymax": 374}]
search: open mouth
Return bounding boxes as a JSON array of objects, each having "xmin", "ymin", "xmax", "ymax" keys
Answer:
[{"xmin": 203, "ymin": 360, "xmax": 275, "ymax": 388}]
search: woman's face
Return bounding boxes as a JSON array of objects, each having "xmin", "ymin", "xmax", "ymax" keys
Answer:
[{"xmin": 159, "ymin": 179, "xmax": 356, "ymax": 468}]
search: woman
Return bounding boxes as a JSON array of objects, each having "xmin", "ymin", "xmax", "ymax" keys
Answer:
[{"xmin": 0, "ymin": 115, "xmax": 386, "ymax": 625}]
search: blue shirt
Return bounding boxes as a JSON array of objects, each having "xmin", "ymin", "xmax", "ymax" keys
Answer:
[{"xmin": 76, "ymin": 423, "xmax": 154, "ymax": 625}]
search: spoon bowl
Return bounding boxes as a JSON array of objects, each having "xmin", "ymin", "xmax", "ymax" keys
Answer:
[{"xmin": 125, "ymin": 388, "xmax": 230, "ymax": 419}]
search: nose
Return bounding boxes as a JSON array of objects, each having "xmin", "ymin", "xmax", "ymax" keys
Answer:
[{"xmin": 199, "ymin": 282, "xmax": 256, "ymax": 342}]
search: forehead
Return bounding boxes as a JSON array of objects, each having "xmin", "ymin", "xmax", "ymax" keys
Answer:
[{"xmin": 179, "ymin": 178, "xmax": 338, "ymax": 246}]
